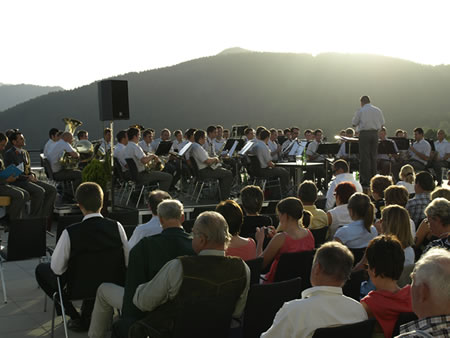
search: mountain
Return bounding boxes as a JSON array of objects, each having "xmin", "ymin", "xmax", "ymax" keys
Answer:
[
  {"xmin": 1, "ymin": 51, "xmax": 450, "ymax": 149},
  {"xmin": 0, "ymin": 83, "xmax": 64, "ymax": 111}
]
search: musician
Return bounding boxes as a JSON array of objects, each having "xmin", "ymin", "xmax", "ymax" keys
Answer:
[
  {"xmin": 172, "ymin": 129, "xmax": 184, "ymax": 152},
  {"xmin": 113, "ymin": 130, "xmax": 129, "ymax": 174},
  {"xmin": 214, "ymin": 125, "xmax": 226, "ymax": 154},
  {"xmin": 183, "ymin": 128, "xmax": 197, "ymax": 160},
  {"xmin": 223, "ymin": 128, "xmax": 230, "ymax": 142},
  {"xmin": 268, "ymin": 128, "xmax": 280, "ymax": 162},
  {"xmin": 138, "ymin": 129, "xmax": 155, "ymax": 154},
  {"xmin": 244, "ymin": 128, "xmax": 256, "ymax": 143},
  {"xmin": 43, "ymin": 128, "xmax": 60, "ymax": 158},
  {"xmin": 352, "ymin": 95, "xmax": 385, "ymax": 190},
  {"xmin": 395, "ymin": 129, "xmax": 406, "ymax": 138},
  {"xmin": 281, "ymin": 127, "xmax": 299, "ymax": 154},
  {"xmin": 0, "ymin": 132, "xmax": 29, "ymax": 221},
  {"xmin": 151, "ymin": 128, "xmax": 171, "ymax": 151},
  {"xmin": 124, "ymin": 127, "xmax": 172, "ymax": 192},
  {"xmin": 377, "ymin": 127, "xmax": 398, "ymax": 175},
  {"xmin": 336, "ymin": 128, "xmax": 359, "ymax": 171},
  {"xmin": 204, "ymin": 125, "xmax": 218, "ymax": 157},
  {"xmin": 4, "ymin": 132, "xmax": 56, "ymax": 219},
  {"xmin": 47, "ymin": 131, "xmax": 82, "ymax": 191},
  {"xmin": 306, "ymin": 129, "xmax": 326, "ymax": 162},
  {"xmin": 100, "ymin": 128, "xmax": 112, "ymax": 153},
  {"xmin": 77, "ymin": 130, "xmax": 89, "ymax": 141},
  {"xmin": 191, "ymin": 129, "xmax": 232, "ymax": 200},
  {"xmin": 304, "ymin": 129, "xmax": 314, "ymax": 142},
  {"xmin": 253, "ymin": 128, "xmax": 289, "ymax": 196},
  {"xmin": 432, "ymin": 129, "xmax": 450, "ymax": 186}
]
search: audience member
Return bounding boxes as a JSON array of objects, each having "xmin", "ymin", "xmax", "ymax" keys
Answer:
[
  {"xmin": 128, "ymin": 211, "xmax": 250, "ymax": 338},
  {"xmin": 216, "ymin": 200, "xmax": 256, "ymax": 261},
  {"xmin": 239, "ymin": 185, "xmax": 272, "ymax": 239},
  {"xmin": 361, "ymin": 235, "xmax": 412, "ymax": 338},
  {"xmin": 396, "ymin": 248, "xmax": 450, "ymax": 337},
  {"xmin": 325, "ymin": 159, "xmax": 362, "ymax": 211},
  {"xmin": 256, "ymin": 197, "xmax": 315, "ymax": 283},
  {"xmin": 127, "ymin": 190, "xmax": 171, "ymax": 249},
  {"xmin": 326, "ymin": 182, "xmax": 356, "ymax": 240},
  {"xmin": 422, "ymin": 198, "xmax": 450, "ymax": 252},
  {"xmin": 431, "ymin": 187, "xmax": 450, "ymax": 201},
  {"xmin": 397, "ymin": 164, "xmax": 416, "ymax": 195},
  {"xmin": 334, "ymin": 193, "xmax": 377, "ymax": 248},
  {"xmin": 298, "ymin": 180, "xmax": 327, "ymax": 230},
  {"xmin": 370, "ymin": 174, "xmax": 393, "ymax": 219},
  {"xmin": 261, "ymin": 242, "xmax": 368, "ymax": 338},
  {"xmin": 384, "ymin": 185, "xmax": 416, "ymax": 237},
  {"xmin": 406, "ymin": 171, "xmax": 435, "ymax": 228}
]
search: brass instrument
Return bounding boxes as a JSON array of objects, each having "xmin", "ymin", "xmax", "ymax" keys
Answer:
[
  {"xmin": 129, "ymin": 124, "xmax": 145, "ymax": 131},
  {"xmin": 144, "ymin": 152, "xmax": 165, "ymax": 171},
  {"xmin": 60, "ymin": 118, "xmax": 83, "ymax": 169}
]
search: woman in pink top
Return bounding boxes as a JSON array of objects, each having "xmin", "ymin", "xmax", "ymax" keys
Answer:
[
  {"xmin": 216, "ymin": 200, "xmax": 256, "ymax": 261},
  {"xmin": 256, "ymin": 197, "xmax": 315, "ymax": 283}
]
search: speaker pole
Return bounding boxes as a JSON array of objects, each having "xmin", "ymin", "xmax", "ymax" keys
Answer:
[{"xmin": 110, "ymin": 120, "xmax": 115, "ymax": 212}]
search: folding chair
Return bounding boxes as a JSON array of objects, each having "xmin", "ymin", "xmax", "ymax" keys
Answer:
[
  {"xmin": 312, "ymin": 319, "xmax": 376, "ymax": 338},
  {"xmin": 247, "ymin": 155, "xmax": 282, "ymax": 198},
  {"xmin": 245, "ymin": 257, "xmax": 263, "ymax": 285},
  {"xmin": 125, "ymin": 159, "xmax": 158, "ymax": 208},
  {"xmin": 273, "ymin": 250, "xmax": 316, "ymax": 291},
  {"xmin": 189, "ymin": 158, "xmax": 221, "ymax": 203}
]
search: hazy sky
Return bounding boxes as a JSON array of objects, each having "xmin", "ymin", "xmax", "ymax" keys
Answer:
[{"xmin": 2, "ymin": 0, "xmax": 449, "ymax": 89}]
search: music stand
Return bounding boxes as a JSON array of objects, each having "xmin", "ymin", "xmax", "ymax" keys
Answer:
[
  {"xmin": 345, "ymin": 141, "xmax": 359, "ymax": 156},
  {"xmin": 177, "ymin": 142, "xmax": 192, "ymax": 193},
  {"xmin": 155, "ymin": 141, "xmax": 173, "ymax": 156},
  {"xmin": 317, "ymin": 143, "xmax": 341, "ymax": 188},
  {"xmin": 378, "ymin": 140, "xmax": 397, "ymax": 155},
  {"xmin": 390, "ymin": 137, "xmax": 410, "ymax": 151}
]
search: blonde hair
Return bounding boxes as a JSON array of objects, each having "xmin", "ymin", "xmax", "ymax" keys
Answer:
[
  {"xmin": 400, "ymin": 164, "xmax": 415, "ymax": 184},
  {"xmin": 381, "ymin": 205, "xmax": 414, "ymax": 248}
]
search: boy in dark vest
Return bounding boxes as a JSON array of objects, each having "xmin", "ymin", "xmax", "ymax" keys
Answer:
[
  {"xmin": 128, "ymin": 211, "xmax": 250, "ymax": 338},
  {"xmin": 35, "ymin": 182, "xmax": 129, "ymax": 332}
]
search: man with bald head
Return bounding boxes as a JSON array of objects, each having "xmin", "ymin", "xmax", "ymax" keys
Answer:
[{"xmin": 46, "ymin": 131, "xmax": 82, "ymax": 192}]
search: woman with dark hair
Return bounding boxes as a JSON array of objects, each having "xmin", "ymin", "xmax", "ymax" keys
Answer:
[
  {"xmin": 216, "ymin": 200, "xmax": 256, "ymax": 261},
  {"xmin": 360, "ymin": 235, "xmax": 412, "ymax": 338},
  {"xmin": 240, "ymin": 185, "xmax": 272, "ymax": 239},
  {"xmin": 334, "ymin": 193, "xmax": 377, "ymax": 248},
  {"xmin": 256, "ymin": 197, "xmax": 315, "ymax": 283},
  {"xmin": 326, "ymin": 182, "xmax": 356, "ymax": 240}
]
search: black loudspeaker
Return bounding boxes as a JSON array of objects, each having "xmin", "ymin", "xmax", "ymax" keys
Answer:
[{"xmin": 98, "ymin": 80, "xmax": 130, "ymax": 121}]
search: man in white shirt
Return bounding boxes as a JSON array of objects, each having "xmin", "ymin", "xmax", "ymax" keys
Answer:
[
  {"xmin": 352, "ymin": 95, "xmax": 385, "ymax": 190},
  {"xmin": 46, "ymin": 131, "xmax": 82, "ymax": 191},
  {"xmin": 268, "ymin": 128, "xmax": 281, "ymax": 162},
  {"xmin": 432, "ymin": 129, "xmax": 450, "ymax": 186},
  {"xmin": 253, "ymin": 128, "xmax": 290, "ymax": 196},
  {"xmin": 281, "ymin": 127, "xmax": 299, "ymax": 157},
  {"xmin": 190, "ymin": 130, "xmax": 232, "ymax": 200},
  {"xmin": 172, "ymin": 130, "xmax": 185, "ymax": 153},
  {"xmin": 35, "ymin": 182, "xmax": 129, "ymax": 332},
  {"xmin": 138, "ymin": 129, "xmax": 155, "ymax": 154},
  {"xmin": 213, "ymin": 125, "xmax": 226, "ymax": 154},
  {"xmin": 262, "ymin": 242, "xmax": 368, "ymax": 338},
  {"xmin": 326, "ymin": 159, "xmax": 363, "ymax": 210},
  {"xmin": 127, "ymin": 190, "xmax": 171, "ymax": 249},
  {"xmin": 100, "ymin": 128, "xmax": 112, "ymax": 153},
  {"xmin": 124, "ymin": 127, "xmax": 172, "ymax": 192},
  {"xmin": 113, "ymin": 130, "xmax": 129, "ymax": 175},
  {"xmin": 377, "ymin": 127, "xmax": 399, "ymax": 175},
  {"xmin": 305, "ymin": 129, "xmax": 327, "ymax": 190},
  {"xmin": 151, "ymin": 128, "xmax": 171, "ymax": 151},
  {"xmin": 203, "ymin": 125, "xmax": 218, "ymax": 157},
  {"xmin": 43, "ymin": 128, "xmax": 60, "ymax": 157}
]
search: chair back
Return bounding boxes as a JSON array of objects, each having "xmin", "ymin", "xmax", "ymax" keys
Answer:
[
  {"xmin": 273, "ymin": 250, "xmax": 315, "ymax": 291},
  {"xmin": 310, "ymin": 227, "xmax": 328, "ymax": 248},
  {"xmin": 392, "ymin": 312, "xmax": 418, "ymax": 337},
  {"xmin": 40, "ymin": 153, "xmax": 54, "ymax": 180},
  {"xmin": 245, "ymin": 257, "xmax": 263, "ymax": 285},
  {"xmin": 247, "ymin": 155, "xmax": 262, "ymax": 177},
  {"xmin": 189, "ymin": 156, "xmax": 201, "ymax": 178},
  {"xmin": 125, "ymin": 158, "xmax": 139, "ymax": 182},
  {"xmin": 312, "ymin": 319, "xmax": 376, "ymax": 338},
  {"xmin": 113, "ymin": 157, "xmax": 126, "ymax": 182},
  {"xmin": 342, "ymin": 269, "xmax": 368, "ymax": 301},
  {"xmin": 243, "ymin": 277, "xmax": 302, "ymax": 338},
  {"xmin": 5, "ymin": 218, "xmax": 46, "ymax": 261}
]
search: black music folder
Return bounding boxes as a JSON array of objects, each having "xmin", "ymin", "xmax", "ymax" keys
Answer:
[
  {"xmin": 317, "ymin": 143, "xmax": 340, "ymax": 155},
  {"xmin": 345, "ymin": 142, "xmax": 359, "ymax": 155},
  {"xmin": 378, "ymin": 140, "xmax": 397, "ymax": 155},
  {"xmin": 155, "ymin": 141, "xmax": 173, "ymax": 156},
  {"xmin": 391, "ymin": 137, "xmax": 410, "ymax": 151}
]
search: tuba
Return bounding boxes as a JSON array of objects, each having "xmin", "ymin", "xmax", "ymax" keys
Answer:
[{"xmin": 60, "ymin": 117, "xmax": 83, "ymax": 169}]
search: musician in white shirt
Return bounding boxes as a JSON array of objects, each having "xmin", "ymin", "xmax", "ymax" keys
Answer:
[
  {"xmin": 100, "ymin": 128, "xmax": 112, "ymax": 153},
  {"xmin": 190, "ymin": 130, "xmax": 232, "ymax": 200},
  {"xmin": 43, "ymin": 128, "xmax": 60, "ymax": 158},
  {"xmin": 432, "ymin": 129, "xmax": 450, "ymax": 185},
  {"xmin": 203, "ymin": 125, "xmax": 218, "ymax": 157},
  {"xmin": 113, "ymin": 130, "xmax": 129, "ymax": 173},
  {"xmin": 138, "ymin": 129, "xmax": 155, "ymax": 154},
  {"xmin": 151, "ymin": 128, "xmax": 171, "ymax": 151},
  {"xmin": 376, "ymin": 127, "xmax": 398, "ymax": 175},
  {"xmin": 172, "ymin": 130, "xmax": 184, "ymax": 153},
  {"xmin": 213, "ymin": 125, "xmax": 226, "ymax": 154},
  {"xmin": 281, "ymin": 127, "xmax": 299, "ymax": 155},
  {"xmin": 268, "ymin": 128, "xmax": 280, "ymax": 162}
]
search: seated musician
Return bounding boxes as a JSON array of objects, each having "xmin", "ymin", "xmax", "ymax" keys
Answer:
[
  {"xmin": 124, "ymin": 127, "xmax": 172, "ymax": 192},
  {"xmin": 77, "ymin": 130, "xmax": 89, "ymax": 141},
  {"xmin": 100, "ymin": 128, "xmax": 112, "ymax": 153},
  {"xmin": 214, "ymin": 125, "xmax": 226, "ymax": 154},
  {"xmin": 268, "ymin": 128, "xmax": 280, "ymax": 162},
  {"xmin": 432, "ymin": 129, "xmax": 450, "ymax": 186},
  {"xmin": 138, "ymin": 129, "xmax": 155, "ymax": 154},
  {"xmin": 281, "ymin": 126, "xmax": 299, "ymax": 154},
  {"xmin": 47, "ymin": 131, "xmax": 82, "ymax": 192},
  {"xmin": 113, "ymin": 130, "xmax": 130, "ymax": 178},
  {"xmin": 376, "ymin": 127, "xmax": 398, "ymax": 175},
  {"xmin": 304, "ymin": 129, "xmax": 314, "ymax": 142},
  {"xmin": 393, "ymin": 127, "xmax": 431, "ymax": 182},
  {"xmin": 336, "ymin": 127, "xmax": 359, "ymax": 170},
  {"xmin": 4, "ymin": 132, "xmax": 56, "ymax": 220},
  {"xmin": 190, "ymin": 129, "xmax": 232, "ymax": 200},
  {"xmin": 244, "ymin": 128, "xmax": 256, "ymax": 143},
  {"xmin": 151, "ymin": 128, "xmax": 171, "ymax": 151},
  {"xmin": 223, "ymin": 128, "xmax": 230, "ymax": 141},
  {"xmin": 305, "ymin": 129, "xmax": 327, "ymax": 190},
  {"xmin": 172, "ymin": 129, "xmax": 184, "ymax": 153},
  {"xmin": 43, "ymin": 128, "xmax": 60, "ymax": 158},
  {"xmin": 203, "ymin": 125, "xmax": 219, "ymax": 157},
  {"xmin": 253, "ymin": 128, "xmax": 289, "ymax": 197},
  {"xmin": 0, "ymin": 132, "xmax": 29, "ymax": 221}
]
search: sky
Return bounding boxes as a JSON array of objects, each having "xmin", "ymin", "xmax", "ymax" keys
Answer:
[{"xmin": 1, "ymin": 0, "xmax": 450, "ymax": 90}]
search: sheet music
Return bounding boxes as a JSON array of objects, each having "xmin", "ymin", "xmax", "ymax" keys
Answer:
[
  {"xmin": 178, "ymin": 142, "xmax": 192, "ymax": 156},
  {"xmin": 288, "ymin": 142, "xmax": 300, "ymax": 156},
  {"xmin": 228, "ymin": 141, "xmax": 239, "ymax": 157},
  {"xmin": 238, "ymin": 141, "xmax": 254, "ymax": 156}
]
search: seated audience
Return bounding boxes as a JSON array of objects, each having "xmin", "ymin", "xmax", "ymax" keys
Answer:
[
  {"xmin": 298, "ymin": 180, "xmax": 327, "ymax": 230},
  {"xmin": 422, "ymin": 198, "xmax": 450, "ymax": 251},
  {"xmin": 256, "ymin": 197, "xmax": 315, "ymax": 283},
  {"xmin": 261, "ymin": 242, "xmax": 368, "ymax": 338},
  {"xmin": 361, "ymin": 235, "xmax": 412, "ymax": 338},
  {"xmin": 36, "ymin": 182, "xmax": 129, "ymax": 332},
  {"xmin": 128, "ymin": 211, "xmax": 250, "ymax": 337},
  {"xmin": 431, "ymin": 187, "xmax": 450, "ymax": 200},
  {"xmin": 406, "ymin": 171, "xmax": 435, "ymax": 228},
  {"xmin": 127, "ymin": 190, "xmax": 171, "ymax": 249},
  {"xmin": 88, "ymin": 199, "xmax": 194, "ymax": 338},
  {"xmin": 397, "ymin": 164, "xmax": 416, "ymax": 195},
  {"xmin": 239, "ymin": 185, "xmax": 272, "ymax": 239},
  {"xmin": 325, "ymin": 159, "xmax": 362, "ymax": 211},
  {"xmin": 327, "ymin": 182, "xmax": 356, "ymax": 240},
  {"xmin": 396, "ymin": 248, "xmax": 450, "ymax": 337},
  {"xmin": 370, "ymin": 174, "xmax": 393, "ymax": 219},
  {"xmin": 216, "ymin": 200, "xmax": 256, "ymax": 261},
  {"xmin": 384, "ymin": 185, "xmax": 416, "ymax": 237},
  {"xmin": 334, "ymin": 193, "xmax": 378, "ymax": 249}
]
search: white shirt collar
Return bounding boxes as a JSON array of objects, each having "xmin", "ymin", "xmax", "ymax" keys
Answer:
[
  {"xmin": 199, "ymin": 249, "xmax": 226, "ymax": 256},
  {"xmin": 82, "ymin": 212, "xmax": 104, "ymax": 221},
  {"xmin": 301, "ymin": 286, "xmax": 343, "ymax": 299}
]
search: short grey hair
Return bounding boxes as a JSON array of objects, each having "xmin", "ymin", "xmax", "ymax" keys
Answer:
[
  {"xmin": 412, "ymin": 247, "xmax": 450, "ymax": 304},
  {"xmin": 425, "ymin": 197, "xmax": 450, "ymax": 225},
  {"xmin": 193, "ymin": 211, "xmax": 231, "ymax": 245},
  {"xmin": 157, "ymin": 200, "xmax": 184, "ymax": 221},
  {"xmin": 313, "ymin": 242, "xmax": 354, "ymax": 282}
]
